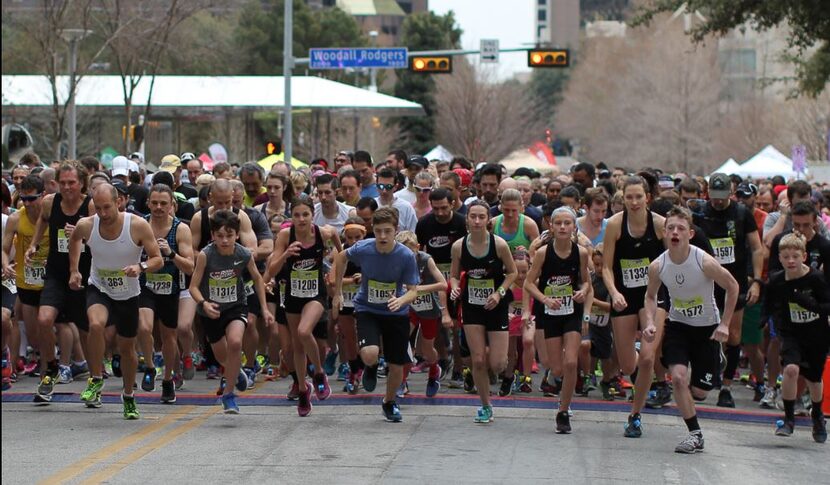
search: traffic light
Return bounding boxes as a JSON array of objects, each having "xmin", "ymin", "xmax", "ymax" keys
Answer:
[
  {"xmin": 528, "ymin": 49, "xmax": 569, "ymax": 68},
  {"xmin": 409, "ymin": 56, "xmax": 452, "ymax": 74},
  {"xmin": 265, "ymin": 140, "xmax": 280, "ymax": 155}
]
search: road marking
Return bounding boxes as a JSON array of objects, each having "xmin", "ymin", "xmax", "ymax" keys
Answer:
[
  {"xmin": 80, "ymin": 406, "xmax": 219, "ymax": 484},
  {"xmin": 38, "ymin": 406, "xmax": 197, "ymax": 485}
]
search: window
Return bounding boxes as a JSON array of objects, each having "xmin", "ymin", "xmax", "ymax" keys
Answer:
[
  {"xmin": 538, "ymin": 8, "xmax": 546, "ymax": 22},
  {"xmin": 538, "ymin": 0, "xmax": 547, "ymax": 5},
  {"xmin": 719, "ymin": 49, "xmax": 756, "ymax": 77}
]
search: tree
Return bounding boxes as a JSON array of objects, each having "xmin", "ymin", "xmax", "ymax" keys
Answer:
[
  {"xmin": 633, "ymin": 0, "xmax": 830, "ymax": 96},
  {"xmin": 528, "ymin": 68, "xmax": 570, "ymax": 131},
  {"xmin": 392, "ymin": 11, "xmax": 462, "ymax": 155},
  {"xmin": 434, "ymin": 61, "xmax": 542, "ymax": 163}
]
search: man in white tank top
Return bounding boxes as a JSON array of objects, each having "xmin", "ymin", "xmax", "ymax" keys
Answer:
[
  {"xmin": 641, "ymin": 207, "xmax": 738, "ymax": 454},
  {"xmin": 68, "ymin": 184, "xmax": 163, "ymax": 419}
]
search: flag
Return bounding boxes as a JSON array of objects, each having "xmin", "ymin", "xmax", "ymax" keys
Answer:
[{"xmin": 791, "ymin": 144, "xmax": 806, "ymax": 174}]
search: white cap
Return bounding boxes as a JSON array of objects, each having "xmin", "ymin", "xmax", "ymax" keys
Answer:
[
  {"xmin": 111, "ymin": 156, "xmax": 130, "ymax": 177},
  {"xmin": 128, "ymin": 161, "xmax": 140, "ymax": 173}
]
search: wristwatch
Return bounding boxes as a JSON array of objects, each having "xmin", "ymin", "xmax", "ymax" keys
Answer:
[
  {"xmin": 582, "ymin": 315, "xmax": 591, "ymax": 323},
  {"xmin": 497, "ymin": 287, "xmax": 506, "ymax": 297},
  {"xmin": 168, "ymin": 249, "xmax": 177, "ymax": 260},
  {"xmin": 139, "ymin": 262, "xmax": 148, "ymax": 272}
]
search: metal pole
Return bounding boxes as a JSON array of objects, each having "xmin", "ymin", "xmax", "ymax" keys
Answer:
[
  {"xmin": 283, "ymin": 0, "xmax": 293, "ymax": 166},
  {"xmin": 67, "ymin": 38, "xmax": 78, "ymax": 159}
]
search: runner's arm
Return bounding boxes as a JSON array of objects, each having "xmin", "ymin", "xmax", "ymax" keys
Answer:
[
  {"xmin": 246, "ymin": 255, "xmax": 270, "ymax": 319},
  {"xmin": 577, "ymin": 246, "xmax": 594, "ymax": 317},
  {"xmin": 188, "ymin": 251, "xmax": 208, "ymax": 304},
  {"xmin": 26, "ymin": 194, "xmax": 52, "ymax": 257},
  {"xmin": 173, "ymin": 223, "xmax": 195, "ymax": 275},
  {"xmin": 263, "ymin": 230, "xmax": 290, "ymax": 282},
  {"xmin": 642, "ymin": 259, "xmax": 662, "ymax": 331},
  {"xmin": 238, "ymin": 211, "xmax": 257, "ymax": 251},
  {"xmin": 135, "ymin": 218, "xmax": 164, "ymax": 273},
  {"xmin": 68, "ymin": 217, "xmax": 93, "ymax": 275},
  {"xmin": 419, "ymin": 256, "xmax": 448, "ymax": 293},
  {"xmin": 601, "ymin": 216, "xmax": 621, "ymax": 298},
  {"xmin": 1, "ymin": 213, "xmax": 18, "ymax": 275},
  {"xmin": 523, "ymin": 246, "xmax": 548, "ymax": 306},
  {"xmin": 189, "ymin": 211, "xmax": 202, "ymax": 253},
  {"xmin": 702, "ymin": 253, "xmax": 738, "ymax": 328},
  {"xmin": 449, "ymin": 239, "xmax": 462, "ymax": 297},
  {"xmin": 496, "ymin": 237, "xmax": 518, "ymax": 295}
]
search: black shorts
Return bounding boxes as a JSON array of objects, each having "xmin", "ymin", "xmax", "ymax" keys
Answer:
[
  {"xmin": 589, "ymin": 323, "xmax": 613, "ymax": 359},
  {"xmin": 313, "ymin": 311, "xmax": 329, "ymax": 340},
  {"xmin": 715, "ymin": 279, "xmax": 747, "ymax": 313},
  {"xmin": 779, "ymin": 330, "xmax": 830, "ymax": 383},
  {"xmin": 657, "ymin": 285, "xmax": 670, "ymax": 312},
  {"xmin": 17, "ymin": 288, "xmax": 41, "ymax": 307},
  {"xmin": 461, "ymin": 301, "xmax": 508, "ymax": 332},
  {"xmin": 610, "ymin": 286, "xmax": 647, "ymax": 318},
  {"xmin": 203, "ymin": 305, "xmax": 248, "ymax": 344},
  {"xmin": 1, "ymin": 285, "xmax": 14, "ymax": 313},
  {"xmin": 87, "ymin": 285, "xmax": 139, "ymax": 338},
  {"xmin": 246, "ymin": 288, "xmax": 262, "ymax": 318},
  {"xmin": 537, "ymin": 315, "xmax": 581, "ymax": 339},
  {"xmin": 40, "ymin": 277, "xmax": 89, "ymax": 331},
  {"xmin": 139, "ymin": 288, "xmax": 180, "ymax": 330},
  {"xmin": 356, "ymin": 312, "xmax": 411, "ymax": 365},
  {"xmin": 283, "ymin": 283, "xmax": 328, "ymax": 315},
  {"xmin": 661, "ymin": 321, "xmax": 721, "ymax": 391}
]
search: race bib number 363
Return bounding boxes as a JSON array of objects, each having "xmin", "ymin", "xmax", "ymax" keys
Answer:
[
  {"xmin": 468, "ymin": 278, "xmax": 494, "ymax": 306},
  {"xmin": 98, "ymin": 269, "xmax": 128, "ymax": 294},
  {"xmin": 367, "ymin": 280, "xmax": 396, "ymax": 304},
  {"xmin": 620, "ymin": 258, "xmax": 649, "ymax": 288}
]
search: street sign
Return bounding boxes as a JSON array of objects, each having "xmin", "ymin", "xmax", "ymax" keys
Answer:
[
  {"xmin": 480, "ymin": 39, "xmax": 499, "ymax": 63},
  {"xmin": 309, "ymin": 47, "xmax": 408, "ymax": 69}
]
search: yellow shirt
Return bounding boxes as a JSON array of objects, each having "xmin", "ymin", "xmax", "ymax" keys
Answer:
[
  {"xmin": 15, "ymin": 206, "xmax": 50, "ymax": 290},
  {"xmin": 243, "ymin": 187, "xmax": 266, "ymax": 208}
]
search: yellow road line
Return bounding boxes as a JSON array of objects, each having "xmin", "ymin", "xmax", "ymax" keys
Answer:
[
  {"xmin": 80, "ymin": 407, "xmax": 219, "ymax": 485},
  {"xmin": 38, "ymin": 405, "xmax": 197, "ymax": 485}
]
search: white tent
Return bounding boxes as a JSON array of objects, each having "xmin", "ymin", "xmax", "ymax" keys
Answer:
[
  {"xmin": 711, "ymin": 158, "xmax": 740, "ymax": 175},
  {"xmin": 423, "ymin": 145, "xmax": 453, "ymax": 161},
  {"xmin": 734, "ymin": 145, "xmax": 807, "ymax": 178}
]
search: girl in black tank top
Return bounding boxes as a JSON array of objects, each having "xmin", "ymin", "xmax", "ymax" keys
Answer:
[
  {"xmin": 283, "ymin": 224, "xmax": 326, "ymax": 313},
  {"xmin": 460, "ymin": 233, "xmax": 509, "ymax": 321},
  {"xmin": 534, "ymin": 240, "xmax": 583, "ymax": 325},
  {"xmin": 611, "ymin": 209, "xmax": 662, "ymax": 316}
]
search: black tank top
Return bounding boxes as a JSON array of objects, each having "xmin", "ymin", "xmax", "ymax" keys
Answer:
[
  {"xmin": 613, "ymin": 210, "xmax": 662, "ymax": 293},
  {"xmin": 460, "ymin": 233, "xmax": 506, "ymax": 308},
  {"xmin": 285, "ymin": 224, "xmax": 326, "ymax": 300},
  {"xmin": 46, "ymin": 193, "xmax": 92, "ymax": 280},
  {"xmin": 199, "ymin": 207, "xmax": 241, "ymax": 251},
  {"xmin": 536, "ymin": 240, "xmax": 582, "ymax": 319}
]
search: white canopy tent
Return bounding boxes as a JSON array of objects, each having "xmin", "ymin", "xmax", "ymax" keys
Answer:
[
  {"xmin": 711, "ymin": 158, "xmax": 740, "ymax": 175},
  {"xmin": 733, "ymin": 145, "xmax": 806, "ymax": 178},
  {"xmin": 423, "ymin": 145, "xmax": 453, "ymax": 161}
]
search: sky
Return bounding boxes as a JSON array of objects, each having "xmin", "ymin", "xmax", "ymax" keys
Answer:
[{"xmin": 429, "ymin": 0, "xmax": 535, "ymax": 80}]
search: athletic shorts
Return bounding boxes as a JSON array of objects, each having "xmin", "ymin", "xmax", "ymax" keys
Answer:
[
  {"xmin": 16, "ymin": 288, "xmax": 41, "ymax": 307},
  {"xmin": 537, "ymin": 315, "xmax": 581, "ymax": 339},
  {"xmin": 741, "ymin": 303, "xmax": 763, "ymax": 345},
  {"xmin": 409, "ymin": 311, "xmax": 439, "ymax": 340},
  {"xmin": 610, "ymin": 285, "xmax": 647, "ymax": 318},
  {"xmin": 1, "ymin": 285, "xmax": 14, "ymax": 313},
  {"xmin": 247, "ymin": 289, "xmax": 262, "ymax": 318},
  {"xmin": 139, "ymin": 287, "xmax": 180, "ymax": 330},
  {"xmin": 203, "ymin": 305, "xmax": 248, "ymax": 344},
  {"xmin": 284, "ymin": 285, "xmax": 327, "ymax": 315},
  {"xmin": 87, "ymin": 285, "xmax": 139, "ymax": 338},
  {"xmin": 461, "ymin": 301, "xmax": 508, "ymax": 332},
  {"xmin": 779, "ymin": 330, "xmax": 830, "ymax": 383},
  {"xmin": 40, "ymin": 277, "xmax": 89, "ymax": 331},
  {"xmin": 356, "ymin": 312, "xmax": 411, "ymax": 365},
  {"xmin": 661, "ymin": 321, "xmax": 721, "ymax": 391},
  {"xmin": 589, "ymin": 323, "xmax": 613, "ymax": 360}
]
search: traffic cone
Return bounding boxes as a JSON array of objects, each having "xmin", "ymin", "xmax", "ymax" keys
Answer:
[{"xmin": 823, "ymin": 356, "xmax": 830, "ymax": 415}]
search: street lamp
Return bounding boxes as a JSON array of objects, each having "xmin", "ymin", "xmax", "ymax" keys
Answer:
[
  {"xmin": 369, "ymin": 30, "xmax": 378, "ymax": 93},
  {"xmin": 60, "ymin": 28, "xmax": 92, "ymax": 160}
]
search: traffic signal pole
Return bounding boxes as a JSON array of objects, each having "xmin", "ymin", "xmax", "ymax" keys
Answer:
[{"xmin": 283, "ymin": 0, "xmax": 293, "ymax": 166}]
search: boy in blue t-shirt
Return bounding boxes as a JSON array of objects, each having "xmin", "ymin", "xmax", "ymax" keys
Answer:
[{"xmin": 333, "ymin": 207, "xmax": 420, "ymax": 422}]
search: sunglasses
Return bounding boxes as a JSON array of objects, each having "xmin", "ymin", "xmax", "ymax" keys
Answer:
[
  {"xmin": 19, "ymin": 193, "xmax": 42, "ymax": 202},
  {"xmin": 415, "ymin": 186, "xmax": 433, "ymax": 193},
  {"xmin": 376, "ymin": 183, "xmax": 395, "ymax": 191}
]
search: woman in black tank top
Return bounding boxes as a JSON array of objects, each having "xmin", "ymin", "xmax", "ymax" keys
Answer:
[
  {"xmin": 599, "ymin": 176, "xmax": 667, "ymax": 437},
  {"xmin": 266, "ymin": 199, "xmax": 341, "ymax": 413},
  {"xmin": 525, "ymin": 206, "xmax": 592, "ymax": 433}
]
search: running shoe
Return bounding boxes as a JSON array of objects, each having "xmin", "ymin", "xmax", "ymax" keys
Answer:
[
  {"xmin": 112, "ymin": 354, "xmax": 122, "ymax": 378},
  {"xmin": 81, "ymin": 378, "xmax": 104, "ymax": 408},
  {"xmin": 555, "ymin": 410, "xmax": 571, "ymax": 434},
  {"xmin": 498, "ymin": 374, "xmax": 514, "ymax": 397},
  {"xmin": 519, "ymin": 375, "xmax": 533, "ymax": 393},
  {"xmin": 580, "ymin": 374, "xmax": 596, "ymax": 397},
  {"xmin": 36, "ymin": 373, "xmax": 56, "ymax": 402},
  {"xmin": 396, "ymin": 381, "xmax": 409, "ymax": 399},
  {"xmin": 323, "ymin": 349, "xmax": 338, "ymax": 376},
  {"xmin": 775, "ymin": 419, "xmax": 794, "ymax": 437},
  {"xmin": 752, "ymin": 383, "xmax": 765, "ymax": 402},
  {"xmin": 759, "ymin": 386, "xmax": 777, "ymax": 409},
  {"xmin": 182, "ymin": 354, "xmax": 196, "ymax": 381},
  {"xmin": 600, "ymin": 381, "xmax": 614, "ymax": 401},
  {"xmin": 235, "ymin": 368, "xmax": 249, "ymax": 392},
  {"xmin": 313, "ymin": 373, "xmax": 331, "ymax": 400},
  {"xmin": 153, "ymin": 354, "xmax": 164, "ymax": 379},
  {"xmin": 812, "ymin": 414, "xmax": 827, "ymax": 443},
  {"xmin": 674, "ymin": 431, "xmax": 704, "ymax": 453},
  {"xmin": 540, "ymin": 380, "xmax": 557, "ymax": 397},
  {"xmin": 448, "ymin": 370, "xmax": 463, "ymax": 389},
  {"xmin": 624, "ymin": 413, "xmax": 643, "ymax": 438},
  {"xmin": 716, "ymin": 387, "xmax": 735, "ymax": 408},
  {"xmin": 122, "ymin": 394, "xmax": 140, "ymax": 420},
  {"xmin": 172, "ymin": 371, "xmax": 184, "ymax": 390},
  {"xmin": 57, "ymin": 365, "xmax": 73, "ymax": 384},
  {"xmin": 382, "ymin": 400, "xmax": 403, "ymax": 422},
  {"xmin": 222, "ymin": 392, "xmax": 240, "ymax": 414},
  {"xmin": 160, "ymin": 379, "xmax": 176, "ymax": 404},
  {"xmin": 103, "ymin": 359, "xmax": 113, "ymax": 378},
  {"xmin": 363, "ymin": 365, "xmax": 378, "ymax": 393},
  {"xmin": 645, "ymin": 384, "xmax": 672, "ymax": 409},
  {"xmin": 462, "ymin": 367, "xmax": 475, "ymax": 394},
  {"xmin": 298, "ymin": 381, "xmax": 313, "ymax": 417},
  {"xmin": 344, "ymin": 371, "xmax": 359, "ymax": 394},
  {"xmin": 216, "ymin": 377, "xmax": 227, "ymax": 396},
  {"xmin": 426, "ymin": 365, "xmax": 441, "ymax": 398},
  {"xmin": 256, "ymin": 354, "xmax": 268, "ymax": 373},
  {"xmin": 287, "ymin": 381, "xmax": 300, "ymax": 401},
  {"xmin": 409, "ymin": 360, "xmax": 426, "ymax": 373},
  {"xmin": 264, "ymin": 366, "xmax": 278, "ymax": 382},
  {"xmin": 243, "ymin": 367, "xmax": 256, "ymax": 390},
  {"xmin": 70, "ymin": 361, "xmax": 90, "ymax": 379},
  {"xmin": 474, "ymin": 405, "xmax": 494, "ymax": 424},
  {"xmin": 206, "ymin": 365, "xmax": 220, "ymax": 380},
  {"xmin": 14, "ymin": 355, "xmax": 25, "ymax": 374},
  {"xmin": 141, "ymin": 367, "xmax": 157, "ymax": 392},
  {"xmin": 337, "ymin": 362, "xmax": 350, "ymax": 382},
  {"xmin": 1, "ymin": 355, "xmax": 11, "ymax": 391},
  {"xmin": 796, "ymin": 394, "xmax": 811, "ymax": 417}
]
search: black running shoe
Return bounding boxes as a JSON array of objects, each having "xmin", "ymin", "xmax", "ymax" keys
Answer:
[
  {"xmin": 717, "ymin": 387, "xmax": 735, "ymax": 408},
  {"xmin": 112, "ymin": 354, "xmax": 122, "ymax": 378},
  {"xmin": 812, "ymin": 414, "xmax": 827, "ymax": 443},
  {"xmin": 362, "ymin": 365, "xmax": 378, "ymax": 393},
  {"xmin": 498, "ymin": 374, "xmax": 514, "ymax": 397},
  {"xmin": 555, "ymin": 411, "xmax": 571, "ymax": 434},
  {"xmin": 160, "ymin": 379, "xmax": 176, "ymax": 404}
]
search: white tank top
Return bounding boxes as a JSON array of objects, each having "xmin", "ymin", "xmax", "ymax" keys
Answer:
[
  {"xmin": 88, "ymin": 213, "xmax": 142, "ymax": 300},
  {"xmin": 658, "ymin": 246, "xmax": 720, "ymax": 326}
]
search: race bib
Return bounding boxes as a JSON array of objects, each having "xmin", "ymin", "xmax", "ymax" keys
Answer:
[
  {"xmin": 411, "ymin": 291, "xmax": 434, "ymax": 313},
  {"xmin": 2, "ymin": 277, "xmax": 16, "ymax": 294},
  {"xmin": 290, "ymin": 269, "xmax": 319, "ymax": 298},
  {"xmin": 179, "ymin": 270, "xmax": 187, "ymax": 290},
  {"xmin": 710, "ymin": 238, "xmax": 735, "ymax": 265},
  {"xmin": 24, "ymin": 263, "xmax": 46, "ymax": 287},
  {"xmin": 146, "ymin": 273, "xmax": 173, "ymax": 295},
  {"xmin": 98, "ymin": 269, "xmax": 128, "ymax": 294},
  {"xmin": 589, "ymin": 304, "xmax": 609, "ymax": 327},
  {"xmin": 209, "ymin": 277, "xmax": 237, "ymax": 303},
  {"xmin": 245, "ymin": 280, "xmax": 255, "ymax": 297},
  {"xmin": 544, "ymin": 284, "xmax": 574, "ymax": 316},
  {"xmin": 788, "ymin": 302, "xmax": 819, "ymax": 323},
  {"xmin": 620, "ymin": 258, "xmax": 649, "ymax": 288},
  {"xmin": 468, "ymin": 278, "xmax": 494, "ymax": 306},
  {"xmin": 674, "ymin": 296, "xmax": 704, "ymax": 319},
  {"xmin": 509, "ymin": 301, "xmax": 523, "ymax": 319},
  {"xmin": 437, "ymin": 263, "xmax": 452, "ymax": 283},
  {"xmin": 57, "ymin": 229, "xmax": 70, "ymax": 253},
  {"xmin": 367, "ymin": 280, "xmax": 396, "ymax": 304},
  {"xmin": 342, "ymin": 283, "xmax": 358, "ymax": 308}
]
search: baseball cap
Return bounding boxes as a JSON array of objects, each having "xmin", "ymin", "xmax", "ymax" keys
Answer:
[
  {"xmin": 708, "ymin": 173, "xmax": 732, "ymax": 199},
  {"xmin": 452, "ymin": 168, "xmax": 473, "ymax": 188},
  {"xmin": 111, "ymin": 179, "xmax": 129, "ymax": 196},
  {"xmin": 180, "ymin": 152, "xmax": 196, "ymax": 163},
  {"xmin": 658, "ymin": 175, "xmax": 675, "ymax": 190},
  {"xmin": 513, "ymin": 167, "xmax": 539, "ymax": 179},
  {"xmin": 736, "ymin": 182, "xmax": 758, "ymax": 198},
  {"xmin": 406, "ymin": 155, "xmax": 429, "ymax": 170},
  {"xmin": 111, "ymin": 155, "xmax": 130, "ymax": 177},
  {"xmin": 159, "ymin": 154, "xmax": 181, "ymax": 173},
  {"xmin": 129, "ymin": 152, "xmax": 144, "ymax": 163}
]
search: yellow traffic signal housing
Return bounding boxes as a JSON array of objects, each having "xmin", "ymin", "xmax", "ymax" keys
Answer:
[
  {"xmin": 410, "ymin": 56, "xmax": 452, "ymax": 73},
  {"xmin": 528, "ymin": 49, "xmax": 569, "ymax": 68},
  {"xmin": 265, "ymin": 140, "xmax": 278, "ymax": 155}
]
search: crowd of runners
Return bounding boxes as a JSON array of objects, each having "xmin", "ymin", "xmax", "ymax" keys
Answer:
[{"xmin": 1, "ymin": 150, "xmax": 828, "ymax": 454}]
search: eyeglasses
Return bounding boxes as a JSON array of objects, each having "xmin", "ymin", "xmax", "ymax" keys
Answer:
[
  {"xmin": 19, "ymin": 193, "xmax": 42, "ymax": 202},
  {"xmin": 376, "ymin": 183, "xmax": 395, "ymax": 191},
  {"xmin": 415, "ymin": 186, "xmax": 433, "ymax": 193}
]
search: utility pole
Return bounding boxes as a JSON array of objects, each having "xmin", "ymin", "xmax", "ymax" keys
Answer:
[
  {"xmin": 283, "ymin": 0, "xmax": 293, "ymax": 166},
  {"xmin": 61, "ymin": 29, "xmax": 91, "ymax": 160}
]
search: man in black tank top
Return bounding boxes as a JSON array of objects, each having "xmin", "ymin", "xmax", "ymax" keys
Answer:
[{"xmin": 24, "ymin": 162, "xmax": 95, "ymax": 403}]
